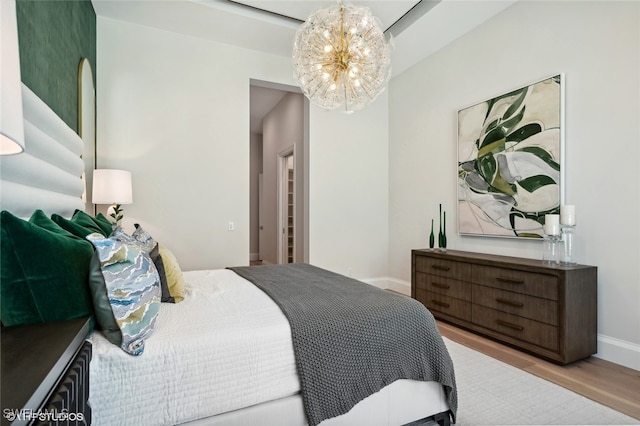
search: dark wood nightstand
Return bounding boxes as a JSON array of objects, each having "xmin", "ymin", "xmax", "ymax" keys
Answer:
[{"xmin": 1, "ymin": 317, "xmax": 91, "ymax": 426}]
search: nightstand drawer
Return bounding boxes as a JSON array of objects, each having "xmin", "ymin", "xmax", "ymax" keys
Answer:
[
  {"xmin": 414, "ymin": 256, "xmax": 471, "ymax": 281},
  {"xmin": 473, "ymin": 285, "xmax": 558, "ymax": 326},
  {"xmin": 415, "ymin": 272, "xmax": 471, "ymax": 301},
  {"xmin": 472, "ymin": 265, "xmax": 558, "ymax": 300},
  {"xmin": 416, "ymin": 289, "xmax": 472, "ymax": 322},
  {"xmin": 473, "ymin": 305, "xmax": 559, "ymax": 351}
]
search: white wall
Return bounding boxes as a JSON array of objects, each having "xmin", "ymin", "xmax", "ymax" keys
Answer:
[
  {"xmin": 309, "ymin": 94, "xmax": 390, "ymax": 279},
  {"xmin": 389, "ymin": 1, "xmax": 640, "ymax": 369},
  {"xmin": 96, "ymin": 16, "xmax": 389, "ymax": 279},
  {"xmin": 97, "ymin": 17, "xmax": 275, "ymax": 270}
]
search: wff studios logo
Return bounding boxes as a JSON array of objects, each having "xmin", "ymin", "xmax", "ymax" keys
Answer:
[{"xmin": 3, "ymin": 408, "xmax": 85, "ymax": 423}]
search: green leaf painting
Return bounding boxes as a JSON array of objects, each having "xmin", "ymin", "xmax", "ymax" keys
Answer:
[{"xmin": 457, "ymin": 75, "xmax": 563, "ymax": 238}]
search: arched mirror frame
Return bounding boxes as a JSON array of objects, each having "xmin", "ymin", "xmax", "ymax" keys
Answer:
[{"xmin": 78, "ymin": 58, "xmax": 96, "ymax": 214}]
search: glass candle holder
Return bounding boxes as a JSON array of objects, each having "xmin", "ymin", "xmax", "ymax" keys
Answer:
[
  {"xmin": 561, "ymin": 225, "xmax": 576, "ymax": 265},
  {"xmin": 542, "ymin": 234, "xmax": 563, "ymax": 265}
]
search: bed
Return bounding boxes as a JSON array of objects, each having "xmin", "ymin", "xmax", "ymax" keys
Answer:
[
  {"xmin": 0, "ymin": 84, "xmax": 457, "ymax": 426},
  {"xmin": 88, "ymin": 265, "xmax": 456, "ymax": 426}
]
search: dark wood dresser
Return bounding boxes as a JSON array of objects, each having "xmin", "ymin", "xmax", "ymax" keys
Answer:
[
  {"xmin": 1, "ymin": 318, "xmax": 91, "ymax": 425},
  {"xmin": 411, "ymin": 249, "xmax": 597, "ymax": 364}
]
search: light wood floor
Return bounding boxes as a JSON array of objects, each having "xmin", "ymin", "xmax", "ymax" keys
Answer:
[{"xmin": 437, "ymin": 321, "xmax": 640, "ymax": 421}]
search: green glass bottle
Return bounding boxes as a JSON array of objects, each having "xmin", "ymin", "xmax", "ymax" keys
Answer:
[
  {"xmin": 442, "ymin": 211, "xmax": 447, "ymax": 250},
  {"xmin": 438, "ymin": 204, "xmax": 444, "ymax": 249},
  {"xmin": 429, "ymin": 219, "xmax": 435, "ymax": 249}
]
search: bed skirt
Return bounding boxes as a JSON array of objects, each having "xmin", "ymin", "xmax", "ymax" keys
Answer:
[{"xmin": 180, "ymin": 379, "xmax": 449, "ymax": 426}]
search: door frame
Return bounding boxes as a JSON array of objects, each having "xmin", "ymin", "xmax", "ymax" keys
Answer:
[
  {"xmin": 277, "ymin": 145, "xmax": 295, "ymax": 264},
  {"xmin": 258, "ymin": 173, "xmax": 264, "ymax": 261}
]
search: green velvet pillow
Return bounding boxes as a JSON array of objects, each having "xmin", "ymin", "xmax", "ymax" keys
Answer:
[
  {"xmin": 94, "ymin": 212, "xmax": 114, "ymax": 236},
  {"xmin": 71, "ymin": 209, "xmax": 113, "ymax": 237},
  {"xmin": 52, "ymin": 210, "xmax": 108, "ymax": 238},
  {"xmin": 0, "ymin": 211, "xmax": 94, "ymax": 327},
  {"xmin": 30, "ymin": 210, "xmax": 77, "ymax": 236}
]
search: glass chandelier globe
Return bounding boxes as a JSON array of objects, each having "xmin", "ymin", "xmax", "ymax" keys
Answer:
[{"xmin": 292, "ymin": 0, "xmax": 392, "ymax": 113}]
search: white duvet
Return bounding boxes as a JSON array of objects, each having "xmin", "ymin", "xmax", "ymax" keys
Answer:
[{"xmin": 89, "ymin": 269, "xmax": 300, "ymax": 425}]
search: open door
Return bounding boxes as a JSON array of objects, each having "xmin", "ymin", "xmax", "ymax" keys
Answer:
[{"xmin": 278, "ymin": 148, "xmax": 294, "ymax": 263}]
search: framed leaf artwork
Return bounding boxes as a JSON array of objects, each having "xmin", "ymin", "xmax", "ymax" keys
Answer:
[{"xmin": 457, "ymin": 74, "xmax": 564, "ymax": 239}]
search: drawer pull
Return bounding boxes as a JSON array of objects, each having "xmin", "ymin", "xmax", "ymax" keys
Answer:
[
  {"xmin": 431, "ymin": 300, "xmax": 450, "ymax": 308},
  {"xmin": 496, "ymin": 297, "xmax": 524, "ymax": 308},
  {"xmin": 431, "ymin": 265, "xmax": 451, "ymax": 272},
  {"xmin": 496, "ymin": 277, "xmax": 524, "ymax": 285},
  {"xmin": 496, "ymin": 319, "xmax": 524, "ymax": 331},
  {"xmin": 431, "ymin": 282, "xmax": 450, "ymax": 289}
]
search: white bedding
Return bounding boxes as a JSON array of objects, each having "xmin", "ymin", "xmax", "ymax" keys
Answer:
[{"xmin": 89, "ymin": 269, "xmax": 300, "ymax": 425}]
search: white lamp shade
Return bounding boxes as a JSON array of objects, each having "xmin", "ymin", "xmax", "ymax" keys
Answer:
[
  {"xmin": 92, "ymin": 169, "xmax": 133, "ymax": 204},
  {"xmin": 0, "ymin": 0, "xmax": 26, "ymax": 155}
]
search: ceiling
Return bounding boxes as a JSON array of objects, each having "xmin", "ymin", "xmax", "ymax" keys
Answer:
[
  {"xmin": 92, "ymin": 0, "xmax": 519, "ymax": 132},
  {"xmin": 229, "ymin": 1, "xmax": 427, "ymax": 33}
]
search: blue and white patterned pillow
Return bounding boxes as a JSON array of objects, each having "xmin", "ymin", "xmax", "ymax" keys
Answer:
[
  {"xmin": 86, "ymin": 233, "xmax": 161, "ymax": 356},
  {"xmin": 117, "ymin": 225, "xmax": 175, "ymax": 303}
]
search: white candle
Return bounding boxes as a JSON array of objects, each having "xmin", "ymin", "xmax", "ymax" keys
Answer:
[
  {"xmin": 544, "ymin": 214, "xmax": 560, "ymax": 235},
  {"xmin": 560, "ymin": 205, "xmax": 576, "ymax": 226}
]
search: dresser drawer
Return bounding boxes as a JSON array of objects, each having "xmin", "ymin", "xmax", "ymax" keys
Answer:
[
  {"xmin": 415, "ymin": 272, "xmax": 471, "ymax": 301},
  {"xmin": 412, "ymin": 249, "xmax": 597, "ymax": 364},
  {"xmin": 415, "ymin": 256, "xmax": 471, "ymax": 281},
  {"xmin": 471, "ymin": 265, "xmax": 558, "ymax": 300},
  {"xmin": 473, "ymin": 285, "xmax": 558, "ymax": 326},
  {"xmin": 472, "ymin": 305, "xmax": 559, "ymax": 351},
  {"xmin": 416, "ymin": 289, "xmax": 472, "ymax": 322}
]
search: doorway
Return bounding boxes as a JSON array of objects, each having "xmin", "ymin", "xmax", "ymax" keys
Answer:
[{"xmin": 249, "ymin": 80, "xmax": 308, "ymax": 265}]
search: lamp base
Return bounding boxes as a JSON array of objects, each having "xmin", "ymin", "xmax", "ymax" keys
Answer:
[{"xmin": 107, "ymin": 203, "xmax": 124, "ymax": 227}]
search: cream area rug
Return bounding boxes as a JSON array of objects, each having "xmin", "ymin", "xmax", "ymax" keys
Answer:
[{"xmin": 440, "ymin": 337, "xmax": 639, "ymax": 426}]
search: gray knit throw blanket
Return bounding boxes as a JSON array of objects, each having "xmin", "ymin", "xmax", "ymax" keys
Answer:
[{"xmin": 228, "ymin": 263, "xmax": 457, "ymax": 426}]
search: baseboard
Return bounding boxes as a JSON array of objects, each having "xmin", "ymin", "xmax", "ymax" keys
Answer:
[
  {"xmin": 595, "ymin": 334, "xmax": 640, "ymax": 371},
  {"xmin": 361, "ymin": 277, "xmax": 411, "ymax": 296}
]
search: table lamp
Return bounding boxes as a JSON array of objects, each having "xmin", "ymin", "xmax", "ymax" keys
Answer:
[
  {"xmin": 92, "ymin": 169, "xmax": 133, "ymax": 227},
  {"xmin": 1, "ymin": 0, "xmax": 25, "ymax": 155}
]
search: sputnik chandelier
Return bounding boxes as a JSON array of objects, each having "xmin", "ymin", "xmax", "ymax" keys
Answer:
[{"xmin": 292, "ymin": 0, "xmax": 392, "ymax": 113}]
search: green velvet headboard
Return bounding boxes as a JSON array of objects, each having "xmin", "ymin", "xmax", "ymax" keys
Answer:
[{"xmin": 16, "ymin": 0, "xmax": 96, "ymax": 133}]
